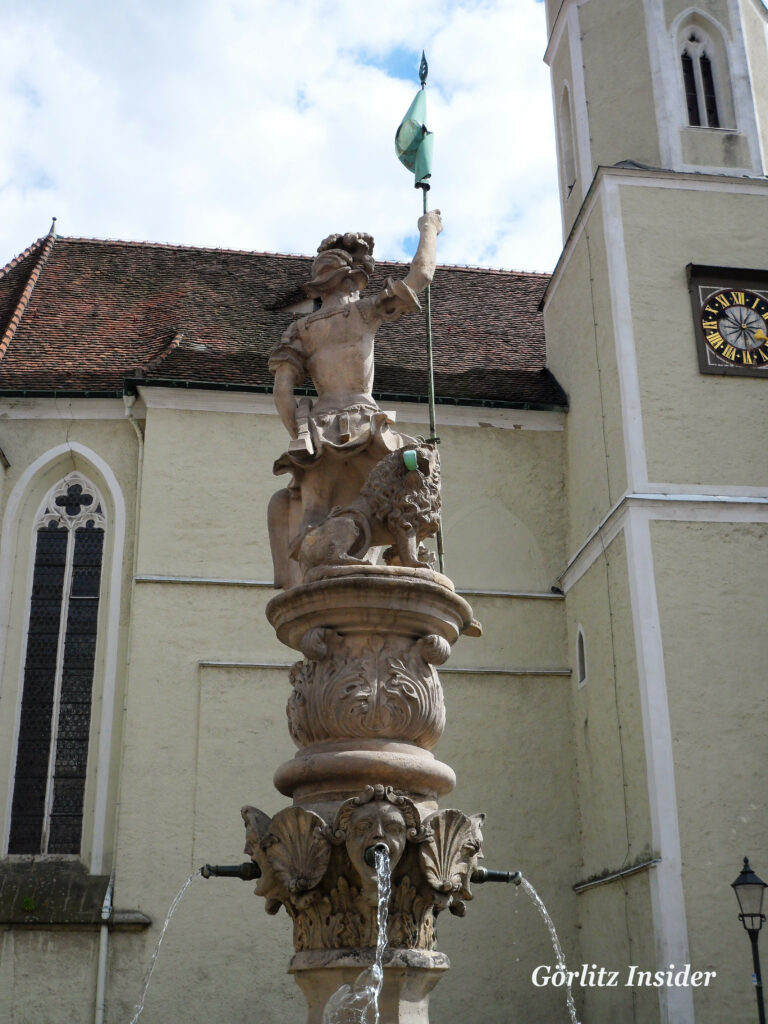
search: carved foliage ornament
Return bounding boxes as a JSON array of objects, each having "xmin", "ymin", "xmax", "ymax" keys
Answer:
[
  {"xmin": 240, "ymin": 787, "xmax": 484, "ymax": 953},
  {"xmin": 286, "ymin": 633, "xmax": 447, "ymax": 749}
]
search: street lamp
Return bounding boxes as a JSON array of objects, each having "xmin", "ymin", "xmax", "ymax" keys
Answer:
[{"xmin": 732, "ymin": 856, "xmax": 767, "ymax": 1024}]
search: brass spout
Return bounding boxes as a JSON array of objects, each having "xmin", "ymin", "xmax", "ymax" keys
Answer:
[{"xmin": 200, "ymin": 862, "xmax": 261, "ymax": 880}]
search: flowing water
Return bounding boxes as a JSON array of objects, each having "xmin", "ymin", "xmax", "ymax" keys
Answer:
[
  {"xmin": 128, "ymin": 871, "xmax": 200, "ymax": 1024},
  {"xmin": 321, "ymin": 848, "xmax": 391, "ymax": 1024},
  {"xmin": 519, "ymin": 876, "xmax": 581, "ymax": 1024}
]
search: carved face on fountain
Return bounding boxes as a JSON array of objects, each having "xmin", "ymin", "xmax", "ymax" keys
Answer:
[
  {"xmin": 345, "ymin": 801, "xmax": 408, "ymax": 887},
  {"xmin": 332, "ymin": 786, "xmax": 424, "ymax": 899}
]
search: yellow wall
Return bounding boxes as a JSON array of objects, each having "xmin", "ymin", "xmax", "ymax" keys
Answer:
[
  {"xmin": 652, "ymin": 518, "xmax": 768, "ymax": 1024},
  {"xmin": 620, "ymin": 181, "xmax": 768, "ymax": 488},
  {"xmin": 0, "ymin": 397, "xmax": 579, "ymax": 1024},
  {"xmin": 580, "ymin": 0, "xmax": 662, "ymax": 174},
  {"xmin": 545, "ymin": 197, "xmax": 628, "ymax": 554}
]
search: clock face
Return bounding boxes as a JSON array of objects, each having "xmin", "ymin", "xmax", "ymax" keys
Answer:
[{"xmin": 700, "ymin": 289, "xmax": 768, "ymax": 367}]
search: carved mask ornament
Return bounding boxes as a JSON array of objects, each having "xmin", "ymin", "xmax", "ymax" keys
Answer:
[{"xmin": 331, "ymin": 785, "xmax": 426, "ymax": 898}]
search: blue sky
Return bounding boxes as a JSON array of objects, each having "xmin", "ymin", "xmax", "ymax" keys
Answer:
[{"xmin": 0, "ymin": 0, "xmax": 561, "ymax": 272}]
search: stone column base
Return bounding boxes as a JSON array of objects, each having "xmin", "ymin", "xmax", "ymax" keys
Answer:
[{"xmin": 290, "ymin": 948, "xmax": 450, "ymax": 1024}]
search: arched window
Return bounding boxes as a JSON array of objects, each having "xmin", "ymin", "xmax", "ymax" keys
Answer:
[
  {"xmin": 558, "ymin": 84, "xmax": 577, "ymax": 197},
  {"xmin": 677, "ymin": 16, "xmax": 734, "ymax": 130},
  {"xmin": 8, "ymin": 473, "xmax": 106, "ymax": 855}
]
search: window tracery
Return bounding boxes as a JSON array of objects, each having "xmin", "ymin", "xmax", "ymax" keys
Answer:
[
  {"xmin": 677, "ymin": 16, "xmax": 733, "ymax": 130},
  {"xmin": 8, "ymin": 473, "xmax": 106, "ymax": 855}
]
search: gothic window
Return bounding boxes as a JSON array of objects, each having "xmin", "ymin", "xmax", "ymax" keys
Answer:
[
  {"xmin": 8, "ymin": 473, "xmax": 105, "ymax": 855},
  {"xmin": 679, "ymin": 23, "xmax": 730, "ymax": 129}
]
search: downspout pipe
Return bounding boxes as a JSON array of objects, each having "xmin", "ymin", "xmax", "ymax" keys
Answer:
[{"xmin": 94, "ymin": 874, "xmax": 114, "ymax": 1024}]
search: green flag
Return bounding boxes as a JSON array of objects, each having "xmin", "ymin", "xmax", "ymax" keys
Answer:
[{"xmin": 395, "ymin": 87, "xmax": 433, "ymax": 188}]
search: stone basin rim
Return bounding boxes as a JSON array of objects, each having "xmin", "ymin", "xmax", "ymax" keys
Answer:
[{"xmin": 267, "ymin": 571, "xmax": 475, "ymax": 651}]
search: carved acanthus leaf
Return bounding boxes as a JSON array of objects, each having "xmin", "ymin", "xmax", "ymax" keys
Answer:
[{"xmin": 286, "ymin": 634, "xmax": 446, "ymax": 748}]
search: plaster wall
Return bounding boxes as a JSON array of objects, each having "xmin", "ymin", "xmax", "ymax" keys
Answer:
[
  {"xmin": 434, "ymin": 670, "xmax": 579, "ymax": 1024},
  {"xmin": 546, "ymin": 26, "xmax": 584, "ymax": 234},
  {"xmin": 0, "ymin": 930, "xmax": 100, "ymax": 1024},
  {"xmin": 579, "ymin": 0, "xmax": 662, "ymax": 172},
  {"xmin": 619, "ymin": 181, "xmax": 768, "ymax": 488},
  {"xmin": 741, "ymin": 0, "xmax": 768, "ymax": 161},
  {"xmin": 651, "ymin": 518, "xmax": 768, "ymax": 1024},
  {"xmin": 544, "ymin": 198, "xmax": 628, "ymax": 556},
  {"xmin": 105, "ymin": 399, "xmax": 574, "ymax": 1024},
  {"xmin": 564, "ymin": 532, "xmax": 658, "ymax": 1023}
]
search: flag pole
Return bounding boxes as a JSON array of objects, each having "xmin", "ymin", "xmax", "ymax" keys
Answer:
[{"xmin": 415, "ymin": 53, "xmax": 445, "ymax": 574}]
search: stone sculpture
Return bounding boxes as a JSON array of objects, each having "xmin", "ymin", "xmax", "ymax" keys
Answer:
[
  {"xmin": 241, "ymin": 787, "xmax": 484, "ymax": 953},
  {"xmin": 248, "ymin": 213, "xmax": 485, "ymax": 1023},
  {"xmin": 267, "ymin": 211, "xmax": 442, "ymax": 589},
  {"xmin": 291, "ymin": 443, "xmax": 441, "ymax": 580}
]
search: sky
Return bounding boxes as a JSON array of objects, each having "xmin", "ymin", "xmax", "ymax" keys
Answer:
[{"xmin": 0, "ymin": 0, "xmax": 562, "ymax": 273}]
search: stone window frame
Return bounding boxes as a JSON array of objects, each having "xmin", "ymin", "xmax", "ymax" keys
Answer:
[
  {"xmin": 0, "ymin": 443, "xmax": 126, "ymax": 874},
  {"xmin": 675, "ymin": 13, "xmax": 736, "ymax": 131},
  {"xmin": 7, "ymin": 472, "xmax": 106, "ymax": 857}
]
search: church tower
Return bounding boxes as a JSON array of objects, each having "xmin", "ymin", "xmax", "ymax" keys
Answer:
[
  {"xmin": 546, "ymin": 0, "xmax": 768, "ymax": 234},
  {"xmin": 542, "ymin": 2, "xmax": 768, "ymax": 1023}
]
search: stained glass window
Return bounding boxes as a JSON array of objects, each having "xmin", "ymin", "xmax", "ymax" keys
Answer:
[{"xmin": 8, "ymin": 474, "xmax": 105, "ymax": 856}]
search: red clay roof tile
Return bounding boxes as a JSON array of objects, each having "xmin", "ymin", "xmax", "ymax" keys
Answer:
[{"xmin": 0, "ymin": 236, "xmax": 565, "ymax": 409}]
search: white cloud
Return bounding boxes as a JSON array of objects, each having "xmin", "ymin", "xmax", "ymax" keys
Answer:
[{"xmin": 0, "ymin": 0, "xmax": 562, "ymax": 272}]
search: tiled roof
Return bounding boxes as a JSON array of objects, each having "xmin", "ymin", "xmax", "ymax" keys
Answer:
[{"xmin": 0, "ymin": 233, "xmax": 565, "ymax": 409}]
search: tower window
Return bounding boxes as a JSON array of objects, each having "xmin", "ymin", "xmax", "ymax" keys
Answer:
[
  {"xmin": 679, "ymin": 29, "xmax": 723, "ymax": 128},
  {"xmin": 700, "ymin": 53, "xmax": 719, "ymax": 128},
  {"xmin": 8, "ymin": 473, "xmax": 105, "ymax": 856},
  {"xmin": 682, "ymin": 51, "xmax": 701, "ymax": 126}
]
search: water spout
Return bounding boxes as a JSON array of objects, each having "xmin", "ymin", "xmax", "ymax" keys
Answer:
[
  {"xmin": 321, "ymin": 847, "xmax": 391, "ymax": 1024},
  {"xmin": 519, "ymin": 876, "xmax": 581, "ymax": 1024},
  {"xmin": 128, "ymin": 872, "xmax": 200, "ymax": 1024}
]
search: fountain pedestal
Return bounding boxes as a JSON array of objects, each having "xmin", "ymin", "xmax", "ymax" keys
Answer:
[
  {"xmin": 241, "ymin": 567, "xmax": 483, "ymax": 1023},
  {"xmin": 290, "ymin": 950, "xmax": 450, "ymax": 1024}
]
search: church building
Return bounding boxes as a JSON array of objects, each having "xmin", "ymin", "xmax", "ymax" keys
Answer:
[{"xmin": 0, "ymin": 2, "xmax": 765, "ymax": 1022}]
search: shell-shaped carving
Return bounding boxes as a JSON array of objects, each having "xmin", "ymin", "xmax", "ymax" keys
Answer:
[
  {"xmin": 263, "ymin": 806, "xmax": 331, "ymax": 893},
  {"xmin": 418, "ymin": 809, "xmax": 484, "ymax": 897},
  {"xmin": 241, "ymin": 805, "xmax": 272, "ymax": 859}
]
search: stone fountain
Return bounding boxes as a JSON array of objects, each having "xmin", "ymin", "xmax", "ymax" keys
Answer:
[{"xmin": 243, "ymin": 211, "xmax": 486, "ymax": 1023}]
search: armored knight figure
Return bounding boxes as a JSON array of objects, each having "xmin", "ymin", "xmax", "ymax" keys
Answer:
[{"xmin": 267, "ymin": 211, "xmax": 442, "ymax": 588}]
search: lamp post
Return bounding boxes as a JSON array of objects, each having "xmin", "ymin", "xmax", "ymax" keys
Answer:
[{"xmin": 732, "ymin": 856, "xmax": 767, "ymax": 1024}]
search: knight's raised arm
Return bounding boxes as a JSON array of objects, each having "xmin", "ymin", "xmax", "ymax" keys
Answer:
[{"xmin": 402, "ymin": 210, "xmax": 442, "ymax": 295}]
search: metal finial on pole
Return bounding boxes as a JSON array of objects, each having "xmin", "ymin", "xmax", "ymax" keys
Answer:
[{"xmin": 419, "ymin": 51, "xmax": 429, "ymax": 88}]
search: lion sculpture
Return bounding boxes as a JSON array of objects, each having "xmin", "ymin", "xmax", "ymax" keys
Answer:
[{"xmin": 291, "ymin": 443, "xmax": 440, "ymax": 577}]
